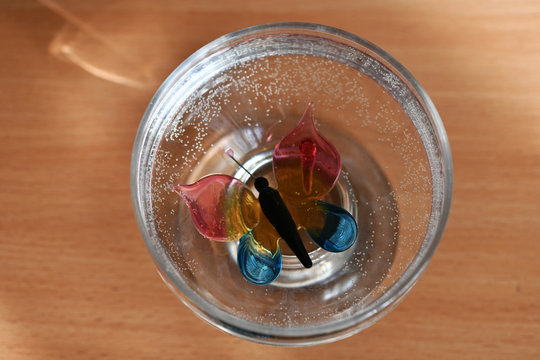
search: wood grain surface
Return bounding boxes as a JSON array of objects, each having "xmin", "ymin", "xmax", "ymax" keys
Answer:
[{"xmin": 1, "ymin": 0, "xmax": 539, "ymax": 359}]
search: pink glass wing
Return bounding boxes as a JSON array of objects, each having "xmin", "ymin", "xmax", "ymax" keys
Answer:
[
  {"xmin": 172, "ymin": 174, "xmax": 259, "ymax": 241},
  {"xmin": 273, "ymin": 103, "xmax": 341, "ymax": 202}
]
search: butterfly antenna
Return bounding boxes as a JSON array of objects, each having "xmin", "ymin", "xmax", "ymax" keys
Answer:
[{"xmin": 225, "ymin": 148, "xmax": 256, "ymax": 180}]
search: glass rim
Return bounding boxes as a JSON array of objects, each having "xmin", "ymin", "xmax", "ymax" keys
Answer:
[{"xmin": 131, "ymin": 22, "xmax": 453, "ymax": 345}]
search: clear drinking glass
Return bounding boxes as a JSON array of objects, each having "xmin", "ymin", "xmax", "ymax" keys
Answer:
[{"xmin": 131, "ymin": 22, "xmax": 453, "ymax": 346}]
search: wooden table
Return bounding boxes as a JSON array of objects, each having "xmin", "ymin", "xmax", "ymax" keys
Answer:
[{"xmin": 1, "ymin": 0, "xmax": 539, "ymax": 358}]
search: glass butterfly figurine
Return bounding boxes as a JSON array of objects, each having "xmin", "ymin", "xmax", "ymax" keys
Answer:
[{"xmin": 172, "ymin": 103, "xmax": 358, "ymax": 285}]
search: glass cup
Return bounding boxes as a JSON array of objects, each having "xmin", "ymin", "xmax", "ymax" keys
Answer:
[{"xmin": 131, "ymin": 22, "xmax": 453, "ymax": 346}]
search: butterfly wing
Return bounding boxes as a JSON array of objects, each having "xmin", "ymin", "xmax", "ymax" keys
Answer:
[
  {"xmin": 238, "ymin": 229, "xmax": 282, "ymax": 285},
  {"xmin": 172, "ymin": 174, "xmax": 259, "ymax": 241},
  {"xmin": 237, "ymin": 200, "xmax": 283, "ymax": 285},
  {"xmin": 173, "ymin": 174, "xmax": 282, "ymax": 285},
  {"xmin": 273, "ymin": 103, "xmax": 342, "ymax": 202},
  {"xmin": 301, "ymin": 201, "xmax": 357, "ymax": 252},
  {"xmin": 273, "ymin": 103, "xmax": 357, "ymax": 252}
]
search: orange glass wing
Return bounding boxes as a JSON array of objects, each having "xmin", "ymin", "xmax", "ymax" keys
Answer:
[{"xmin": 273, "ymin": 103, "xmax": 357, "ymax": 253}]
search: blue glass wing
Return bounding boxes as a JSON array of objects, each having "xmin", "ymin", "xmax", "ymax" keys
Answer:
[
  {"xmin": 237, "ymin": 231, "xmax": 282, "ymax": 285},
  {"xmin": 304, "ymin": 201, "xmax": 357, "ymax": 252}
]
